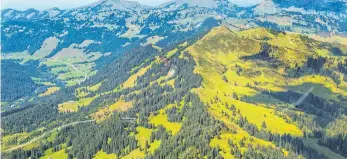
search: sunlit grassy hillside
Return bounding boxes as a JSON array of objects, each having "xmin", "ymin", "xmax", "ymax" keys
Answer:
[{"xmin": 181, "ymin": 26, "xmax": 347, "ymax": 158}]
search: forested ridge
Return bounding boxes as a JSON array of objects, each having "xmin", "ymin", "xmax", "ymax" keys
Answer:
[{"xmin": 2, "ymin": 26, "xmax": 347, "ymax": 159}]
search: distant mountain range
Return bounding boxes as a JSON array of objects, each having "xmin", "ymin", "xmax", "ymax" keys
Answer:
[{"xmin": 2, "ymin": 0, "xmax": 347, "ymax": 53}]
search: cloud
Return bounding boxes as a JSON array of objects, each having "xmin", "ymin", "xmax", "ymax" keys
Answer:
[{"xmin": 1, "ymin": 0, "xmax": 263, "ymax": 10}]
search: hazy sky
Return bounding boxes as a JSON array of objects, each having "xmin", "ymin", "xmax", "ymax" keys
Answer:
[{"xmin": 2, "ymin": 0, "xmax": 263, "ymax": 10}]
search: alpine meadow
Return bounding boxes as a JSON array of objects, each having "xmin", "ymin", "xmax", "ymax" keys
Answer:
[{"xmin": 1, "ymin": 0, "xmax": 347, "ymax": 159}]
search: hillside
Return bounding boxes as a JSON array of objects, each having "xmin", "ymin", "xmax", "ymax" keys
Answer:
[{"xmin": 2, "ymin": 26, "xmax": 347, "ymax": 159}]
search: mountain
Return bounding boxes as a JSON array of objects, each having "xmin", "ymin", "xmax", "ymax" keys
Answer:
[
  {"xmin": 253, "ymin": 0, "xmax": 280, "ymax": 15},
  {"xmin": 86, "ymin": 0, "xmax": 152, "ymax": 10},
  {"xmin": 1, "ymin": 0, "xmax": 347, "ymax": 159},
  {"xmin": 162, "ymin": 0, "xmax": 219, "ymax": 8},
  {"xmin": 273, "ymin": 0, "xmax": 347, "ymax": 12}
]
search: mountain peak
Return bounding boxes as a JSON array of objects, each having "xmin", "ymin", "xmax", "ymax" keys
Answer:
[
  {"xmin": 47, "ymin": 7, "xmax": 61, "ymax": 11},
  {"xmin": 253, "ymin": 0, "xmax": 280, "ymax": 15},
  {"xmin": 85, "ymin": 0, "xmax": 151, "ymax": 11},
  {"xmin": 165, "ymin": 0, "xmax": 219, "ymax": 9}
]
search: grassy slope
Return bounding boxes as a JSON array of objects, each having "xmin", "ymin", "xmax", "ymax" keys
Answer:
[
  {"xmin": 39, "ymin": 87, "xmax": 60, "ymax": 97},
  {"xmin": 181, "ymin": 26, "xmax": 347, "ymax": 158},
  {"xmin": 91, "ymin": 100, "xmax": 133, "ymax": 122},
  {"xmin": 93, "ymin": 150, "xmax": 117, "ymax": 159},
  {"xmin": 40, "ymin": 144, "xmax": 68, "ymax": 159},
  {"xmin": 149, "ymin": 104, "xmax": 183, "ymax": 135}
]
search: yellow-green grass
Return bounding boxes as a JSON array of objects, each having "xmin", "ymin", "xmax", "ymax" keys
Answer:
[
  {"xmin": 89, "ymin": 82, "xmax": 103, "ymax": 91},
  {"xmin": 179, "ymin": 41, "xmax": 189, "ymax": 48},
  {"xmin": 108, "ymin": 138, "xmax": 112, "ymax": 144},
  {"xmin": 1, "ymin": 127, "xmax": 55, "ymax": 151},
  {"xmin": 75, "ymin": 90, "xmax": 90, "ymax": 98},
  {"xmin": 47, "ymin": 131, "xmax": 58, "ymax": 142},
  {"xmin": 148, "ymin": 140, "xmax": 161, "ymax": 154},
  {"xmin": 165, "ymin": 79, "xmax": 175, "ymax": 88},
  {"xmin": 191, "ymin": 64, "xmax": 302, "ymax": 136},
  {"xmin": 91, "ymin": 100, "xmax": 132, "ymax": 122},
  {"xmin": 40, "ymin": 144, "xmax": 68, "ymax": 159},
  {"xmin": 238, "ymin": 27, "xmax": 331, "ymax": 67},
  {"xmin": 123, "ymin": 65, "xmax": 151, "ymax": 89},
  {"xmin": 75, "ymin": 81, "xmax": 103, "ymax": 98},
  {"xmin": 45, "ymin": 59, "xmax": 96, "ymax": 87},
  {"xmin": 152, "ymin": 45, "xmax": 162, "ymax": 52},
  {"xmin": 238, "ymin": 27, "xmax": 307, "ymax": 51},
  {"xmin": 121, "ymin": 148, "xmax": 144, "ymax": 159},
  {"xmin": 129, "ymin": 132, "xmax": 135, "ymax": 137},
  {"xmin": 210, "ymin": 131, "xmax": 288, "ymax": 158},
  {"xmin": 51, "ymin": 66, "xmax": 69, "ymax": 74},
  {"xmin": 184, "ymin": 26, "xmax": 303, "ymax": 137},
  {"xmin": 23, "ymin": 142, "xmax": 39, "ymax": 150},
  {"xmin": 310, "ymin": 34, "xmax": 347, "ymax": 46},
  {"xmin": 2, "ymin": 132, "xmax": 30, "ymax": 151},
  {"xmin": 65, "ymin": 80, "xmax": 81, "ymax": 87},
  {"xmin": 58, "ymin": 96, "xmax": 97, "ymax": 112},
  {"xmin": 88, "ymin": 70, "xmax": 98, "ymax": 77},
  {"xmin": 31, "ymin": 78, "xmax": 55, "ymax": 86},
  {"xmin": 151, "ymin": 73, "xmax": 176, "ymax": 89},
  {"xmin": 149, "ymin": 104, "xmax": 182, "ymax": 135},
  {"xmin": 93, "ymin": 150, "xmax": 117, "ymax": 159},
  {"xmin": 58, "ymin": 101, "xmax": 79, "ymax": 112},
  {"xmin": 183, "ymin": 25, "xmax": 347, "ymax": 157},
  {"xmin": 57, "ymin": 70, "xmax": 84, "ymax": 80},
  {"xmin": 234, "ymin": 99, "xmax": 301, "ymax": 135},
  {"xmin": 39, "ymin": 87, "xmax": 60, "ymax": 97},
  {"xmin": 40, "ymin": 82, "xmax": 55, "ymax": 86},
  {"xmin": 135, "ymin": 127, "xmax": 153, "ymax": 149},
  {"xmin": 165, "ymin": 48, "xmax": 178, "ymax": 58},
  {"xmin": 194, "ymin": 64, "xmax": 303, "ymax": 136},
  {"xmin": 124, "ymin": 56, "xmax": 162, "ymax": 89},
  {"xmin": 207, "ymin": 106, "xmax": 287, "ymax": 158},
  {"xmin": 31, "ymin": 77, "xmax": 41, "ymax": 81}
]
